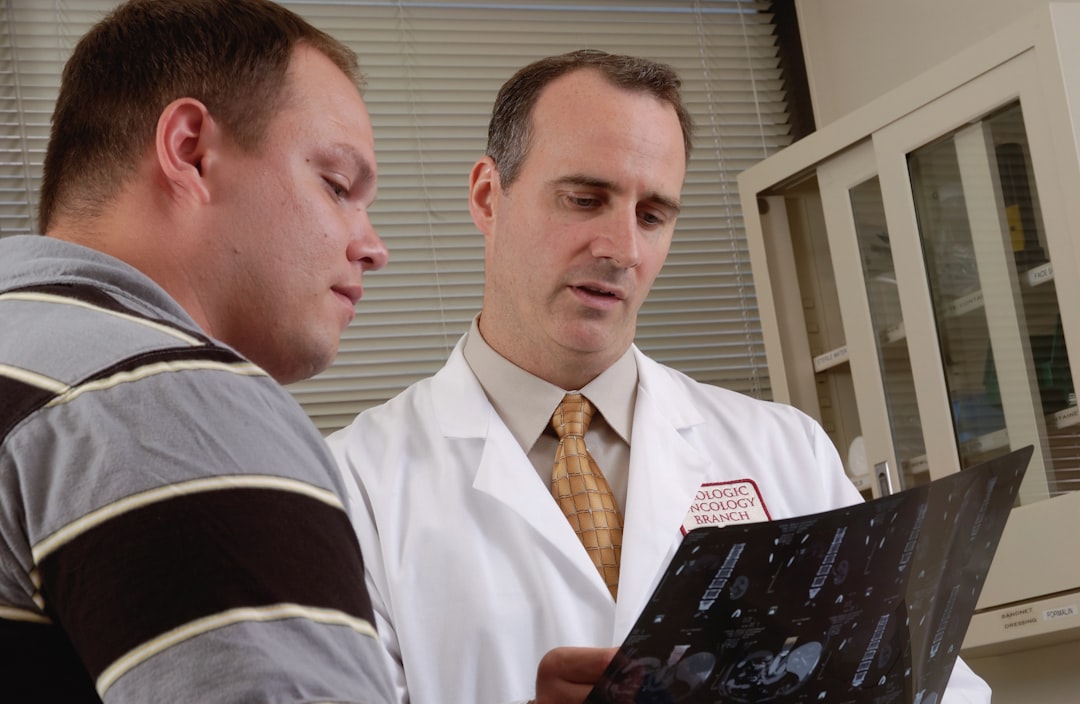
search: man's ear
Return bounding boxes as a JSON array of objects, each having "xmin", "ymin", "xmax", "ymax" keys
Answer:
[
  {"xmin": 155, "ymin": 97, "xmax": 215, "ymax": 204},
  {"xmin": 469, "ymin": 155, "xmax": 500, "ymax": 236}
]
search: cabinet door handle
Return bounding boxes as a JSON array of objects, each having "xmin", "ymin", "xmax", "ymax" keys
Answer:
[{"xmin": 875, "ymin": 461, "xmax": 894, "ymax": 496}]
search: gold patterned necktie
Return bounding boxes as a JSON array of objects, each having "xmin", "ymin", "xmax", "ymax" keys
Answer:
[{"xmin": 550, "ymin": 392, "xmax": 623, "ymax": 599}]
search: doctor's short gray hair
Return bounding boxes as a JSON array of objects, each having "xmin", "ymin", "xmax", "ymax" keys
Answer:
[{"xmin": 484, "ymin": 49, "xmax": 694, "ymax": 189}]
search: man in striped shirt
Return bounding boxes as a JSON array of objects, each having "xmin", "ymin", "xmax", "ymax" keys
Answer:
[{"xmin": 0, "ymin": 0, "xmax": 393, "ymax": 701}]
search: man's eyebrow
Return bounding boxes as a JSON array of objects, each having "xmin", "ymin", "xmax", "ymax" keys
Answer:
[
  {"xmin": 327, "ymin": 143, "xmax": 375, "ymax": 185},
  {"xmin": 646, "ymin": 191, "xmax": 681, "ymax": 214},
  {"xmin": 550, "ymin": 173, "xmax": 681, "ymax": 214},
  {"xmin": 551, "ymin": 174, "xmax": 614, "ymax": 192}
]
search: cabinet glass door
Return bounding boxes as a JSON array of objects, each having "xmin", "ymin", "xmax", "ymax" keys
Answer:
[
  {"xmin": 907, "ymin": 102, "xmax": 1077, "ymax": 501},
  {"xmin": 851, "ymin": 177, "xmax": 928, "ymax": 489}
]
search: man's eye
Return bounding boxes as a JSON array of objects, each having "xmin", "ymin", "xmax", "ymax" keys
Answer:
[
  {"xmin": 567, "ymin": 194, "xmax": 599, "ymax": 208},
  {"xmin": 326, "ymin": 178, "xmax": 348, "ymax": 199},
  {"xmin": 639, "ymin": 211, "xmax": 664, "ymax": 227}
]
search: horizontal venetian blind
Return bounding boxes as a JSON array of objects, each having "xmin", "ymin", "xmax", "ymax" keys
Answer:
[{"xmin": 0, "ymin": 0, "xmax": 790, "ymax": 433}]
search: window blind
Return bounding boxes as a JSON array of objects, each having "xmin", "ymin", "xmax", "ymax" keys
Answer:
[{"xmin": 0, "ymin": 0, "xmax": 791, "ymax": 433}]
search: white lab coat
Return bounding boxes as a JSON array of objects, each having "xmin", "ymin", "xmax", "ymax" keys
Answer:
[{"xmin": 328, "ymin": 337, "xmax": 991, "ymax": 704}]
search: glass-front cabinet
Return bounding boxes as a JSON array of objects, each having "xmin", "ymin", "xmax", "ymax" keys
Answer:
[{"xmin": 739, "ymin": 2, "xmax": 1080, "ymax": 677}]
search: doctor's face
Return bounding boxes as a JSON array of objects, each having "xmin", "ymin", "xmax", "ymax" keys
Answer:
[{"xmin": 471, "ymin": 69, "xmax": 686, "ymax": 389}]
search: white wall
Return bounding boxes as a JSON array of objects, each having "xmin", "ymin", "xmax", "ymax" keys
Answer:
[
  {"xmin": 795, "ymin": 0, "xmax": 1061, "ymax": 126},
  {"xmin": 966, "ymin": 639, "xmax": 1080, "ymax": 704}
]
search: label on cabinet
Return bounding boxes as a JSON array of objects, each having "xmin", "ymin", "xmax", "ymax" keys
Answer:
[
  {"xmin": 965, "ymin": 592, "xmax": 1080, "ymax": 658},
  {"xmin": 943, "ymin": 289, "xmax": 984, "ymax": 318},
  {"xmin": 907, "ymin": 455, "xmax": 930, "ymax": 475},
  {"xmin": 1000, "ymin": 606, "xmax": 1038, "ymax": 631},
  {"xmin": 882, "ymin": 321, "xmax": 906, "ymax": 344},
  {"xmin": 1051, "ymin": 404, "xmax": 1079, "ymax": 429},
  {"xmin": 1044, "ymin": 604, "xmax": 1078, "ymax": 622},
  {"xmin": 813, "ymin": 345, "xmax": 849, "ymax": 372},
  {"xmin": 1024, "ymin": 261, "xmax": 1053, "ymax": 287}
]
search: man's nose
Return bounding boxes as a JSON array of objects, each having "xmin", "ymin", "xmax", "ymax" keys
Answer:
[
  {"xmin": 348, "ymin": 212, "xmax": 389, "ymax": 271},
  {"xmin": 590, "ymin": 208, "xmax": 641, "ymax": 268}
]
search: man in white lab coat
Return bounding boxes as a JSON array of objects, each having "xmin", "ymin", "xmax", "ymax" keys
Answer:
[{"xmin": 327, "ymin": 50, "xmax": 991, "ymax": 704}]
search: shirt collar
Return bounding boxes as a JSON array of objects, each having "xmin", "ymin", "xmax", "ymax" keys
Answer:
[{"xmin": 462, "ymin": 314, "xmax": 637, "ymax": 453}]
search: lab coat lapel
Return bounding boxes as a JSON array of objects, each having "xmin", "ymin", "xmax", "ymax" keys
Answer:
[
  {"xmin": 615, "ymin": 351, "xmax": 710, "ymax": 637},
  {"xmin": 433, "ymin": 342, "xmax": 611, "ymax": 595},
  {"xmin": 473, "ymin": 416, "xmax": 612, "ymax": 593}
]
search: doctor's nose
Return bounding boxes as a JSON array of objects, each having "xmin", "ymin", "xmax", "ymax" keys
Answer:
[{"xmin": 590, "ymin": 209, "xmax": 641, "ymax": 269}]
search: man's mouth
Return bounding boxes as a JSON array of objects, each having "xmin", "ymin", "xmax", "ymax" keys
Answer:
[
  {"xmin": 333, "ymin": 285, "xmax": 363, "ymax": 307},
  {"xmin": 576, "ymin": 285, "xmax": 619, "ymax": 298}
]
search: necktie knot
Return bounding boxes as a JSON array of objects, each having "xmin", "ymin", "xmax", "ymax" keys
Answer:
[{"xmin": 551, "ymin": 392, "xmax": 594, "ymax": 439}]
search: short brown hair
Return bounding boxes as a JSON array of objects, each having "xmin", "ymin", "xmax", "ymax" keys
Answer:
[
  {"xmin": 485, "ymin": 49, "xmax": 693, "ymax": 188},
  {"xmin": 38, "ymin": 0, "xmax": 361, "ymax": 232}
]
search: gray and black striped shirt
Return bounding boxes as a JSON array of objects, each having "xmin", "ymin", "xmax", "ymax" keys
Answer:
[{"xmin": 0, "ymin": 235, "xmax": 392, "ymax": 703}]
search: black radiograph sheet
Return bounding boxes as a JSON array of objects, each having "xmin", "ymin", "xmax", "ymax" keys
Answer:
[{"xmin": 588, "ymin": 445, "xmax": 1032, "ymax": 704}]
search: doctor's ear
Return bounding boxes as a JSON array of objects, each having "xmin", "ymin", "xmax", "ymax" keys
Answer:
[
  {"xmin": 469, "ymin": 156, "xmax": 500, "ymax": 235},
  {"xmin": 155, "ymin": 97, "xmax": 216, "ymax": 204}
]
